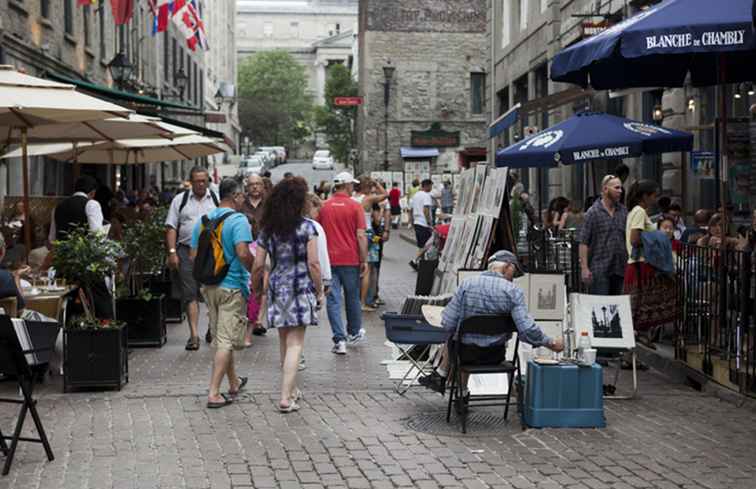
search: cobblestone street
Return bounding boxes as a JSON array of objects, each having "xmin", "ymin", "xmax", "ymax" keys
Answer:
[{"xmin": 2, "ymin": 235, "xmax": 756, "ymax": 489}]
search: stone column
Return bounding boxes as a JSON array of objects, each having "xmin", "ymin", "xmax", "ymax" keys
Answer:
[
  {"xmin": 661, "ymin": 88, "xmax": 686, "ymax": 203},
  {"xmin": 315, "ymin": 60, "xmax": 327, "ymax": 106}
]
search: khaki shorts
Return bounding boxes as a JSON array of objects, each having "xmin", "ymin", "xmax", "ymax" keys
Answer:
[{"xmin": 201, "ymin": 286, "xmax": 246, "ymax": 351}]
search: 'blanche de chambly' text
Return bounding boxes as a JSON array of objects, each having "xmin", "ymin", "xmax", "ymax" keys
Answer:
[
  {"xmin": 572, "ymin": 146, "xmax": 630, "ymax": 161},
  {"xmin": 646, "ymin": 30, "xmax": 745, "ymax": 50}
]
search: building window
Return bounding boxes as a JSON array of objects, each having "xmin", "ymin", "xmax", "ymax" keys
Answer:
[
  {"xmin": 290, "ymin": 21, "xmax": 299, "ymax": 37},
  {"xmin": 40, "ymin": 0, "xmax": 50, "ymax": 18},
  {"xmin": 471, "ymin": 73, "xmax": 485, "ymax": 114},
  {"xmin": 520, "ymin": 0, "xmax": 529, "ymax": 31},
  {"xmin": 83, "ymin": 6, "xmax": 91, "ymax": 47},
  {"xmin": 64, "ymin": 0, "xmax": 74, "ymax": 35},
  {"xmin": 263, "ymin": 22, "xmax": 273, "ymax": 37},
  {"xmin": 172, "ymin": 39, "xmax": 178, "ymax": 88},
  {"xmin": 99, "ymin": 2, "xmax": 107, "ymax": 59},
  {"xmin": 540, "ymin": 0, "xmax": 547, "ymax": 12},
  {"xmin": 199, "ymin": 69, "xmax": 204, "ymax": 109},
  {"xmin": 501, "ymin": 0, "xmax": 511, "ymax": 48}
]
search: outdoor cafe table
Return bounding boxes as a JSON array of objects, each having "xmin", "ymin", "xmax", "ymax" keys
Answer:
[{"xmin": 22, "ymin": 286, "xmax": 72, "ymax": 320}]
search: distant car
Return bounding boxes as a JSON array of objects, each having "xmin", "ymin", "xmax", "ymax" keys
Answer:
[
  {"xmin": 239, "ymin": 156, "xmax": 265, "ymax": 177},
  {"xmin": 259, "ymin": 146, "xmax": 286, "ymax": 166},
  {"xmin": 312, "ymin": 149, "xmax": 334, "ymax": 170},
  {"xmin": 253, "ymin": 151, "xmax": 275, "ymax": 168}
]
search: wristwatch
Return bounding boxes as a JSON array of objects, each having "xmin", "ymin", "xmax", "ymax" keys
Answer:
[{"xmin": 168, "ymin": 248, "xmax": 177, "ymax": 254}]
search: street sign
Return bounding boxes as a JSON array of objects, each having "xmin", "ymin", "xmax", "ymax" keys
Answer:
[{"xmin": 334, "ymin": 96, "xmax": 363, "ymax": 106}]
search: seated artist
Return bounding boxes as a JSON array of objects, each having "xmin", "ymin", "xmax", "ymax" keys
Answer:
[
  {"xmin": 419, "ymin": 250, "xmax": 563, "ymax": 395},
  {"xmin": 0, "ymin": 234, "xmax": 27, "ymax": 313}
]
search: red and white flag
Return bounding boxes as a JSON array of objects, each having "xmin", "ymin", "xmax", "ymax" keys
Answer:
[
  {"xmin": 146, "ymin": 0, "xmax": 172, "ymax": 33},
  {"xmin": 172, "ymin": 0, "xmax": 208, "ymax": 51}
]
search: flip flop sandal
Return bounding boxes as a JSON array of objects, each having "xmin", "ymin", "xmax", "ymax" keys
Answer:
[
  {"xmin": 185, "ymin": 337, "xmax": 200, "ymax": 351},
  {"xmin": 290, "ymin": 388, "xmax": 303, "ymax": 402},
  {"xmin": 278, "ymin": 400, "xmax": 300, "ymax": 413},
  {"xmin": 228, "ymin": 376, "xmax": 248, "ymax": 399},
  {"xmin": 207, "ymin": 393, "xmax": 233, "ymax": 409},
  {"xmin": 252, "ymin": 326, "xmax": 267, "ymax": 336}
]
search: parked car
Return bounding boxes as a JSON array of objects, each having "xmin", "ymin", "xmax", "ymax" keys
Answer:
[
  {"xmin": 253, "ymin": 151, "xmax": 275, "ymax": 168},
  {"xmin": 259, "ymin": 146, "xmax": 286, "ymax": 166},
  {"xmin": 312, "ymin": 149, "xmax": 334, "ymax": 170},
  {"xmin": 239, "ymin": 156, "xmax": 265, "ymax": 177}
]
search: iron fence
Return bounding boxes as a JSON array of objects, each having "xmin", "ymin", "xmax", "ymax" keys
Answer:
[{"xmin": 675, "ymin": 244, "xmax": 756, "ymax": 395}]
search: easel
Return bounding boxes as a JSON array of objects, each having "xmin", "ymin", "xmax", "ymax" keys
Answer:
[{"xmin": 0, "ymin": 315, "xmax": 55, "ymax": 476}]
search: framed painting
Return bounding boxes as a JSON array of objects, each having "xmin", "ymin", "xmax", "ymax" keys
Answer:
[{"xmin": 570, "ymin": 293, "xmax": 635, "ymax": 350}]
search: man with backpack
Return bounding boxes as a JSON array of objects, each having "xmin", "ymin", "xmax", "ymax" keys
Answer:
[
  {"xmin": 165, "ymin": 166, "xmax": 219, "ymax": 351},
  {"xmin": 190, "ymin": 178, "xmax": 254, "ymax": 408}
]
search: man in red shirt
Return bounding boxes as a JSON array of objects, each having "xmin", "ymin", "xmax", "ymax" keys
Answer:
[
  {"xmin": 388, "ymin": 182, "xmax": 402, "ymax": 229},
  {"xmin": 318, "ymin": 171, "xmax": 368, "ymax": 355}
]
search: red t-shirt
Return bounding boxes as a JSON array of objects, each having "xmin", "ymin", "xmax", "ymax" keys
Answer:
[
  {"xmin": 318, "ymin": 192, "xmax": 366, "ymax": 266},
  {"xmin": 389, "ymin": 188, "xmax": 401, "ymax": 208}
]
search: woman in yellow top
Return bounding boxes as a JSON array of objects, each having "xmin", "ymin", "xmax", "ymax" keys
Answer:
[{"xmin": 623, "ymin": 179, "xmax": 675, "ymax": 347}]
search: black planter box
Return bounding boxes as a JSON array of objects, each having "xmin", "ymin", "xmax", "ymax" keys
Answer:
[
  {"xmin": 117, "ymin": 297, "xmax": 166, "ymax": 347},
  {"xmin": 63, "ymin": 326, "xmax": 128, "ymax": 393},
  {"xmin": 147, "ymin": 278, "xmax": 183, "ymax": 323}
]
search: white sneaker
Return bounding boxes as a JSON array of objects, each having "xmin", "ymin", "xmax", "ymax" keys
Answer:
[
  {"xmin": 331, "ymin": 341, "xmax": 347, "ymax": 355},
  {"xmin": 347, "ymin": 329, "xmax": 366, "ymax": 346}
]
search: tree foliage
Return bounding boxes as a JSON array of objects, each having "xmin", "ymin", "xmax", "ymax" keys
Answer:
[
  {"xmin": 313, "ymin": 64, "xmax": 358, "ymax": 164},
  {"xmin": 237, "ymin": 50, "xmax": 313, "ymax": 148}
]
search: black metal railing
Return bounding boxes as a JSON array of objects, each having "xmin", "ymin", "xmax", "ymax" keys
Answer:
[
  {"xmin": 675, "ymin": 244, "xmax": 756, "ymax": 395},
  {"xmin": 526, "ymin": 230, "xmax": 583, "ymax": 294}
]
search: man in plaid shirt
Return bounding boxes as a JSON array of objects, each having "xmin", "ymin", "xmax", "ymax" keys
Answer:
[
  {"xmin": 578, "ymin": 175, "xmax": 628, "ymax": 295},
  {"xmin": 419, "ymin": 250, "xmax": 564, "ymax": 395}
]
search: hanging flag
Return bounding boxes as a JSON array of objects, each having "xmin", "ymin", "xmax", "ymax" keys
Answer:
[
  {"xmin": 172, "ymin": 0, "xmax": 208, "ymax": 51},
  {"xmin": 110, "ymin": 0, "xmax": 135, "ymax": 25},
  {"xmin": 146, "ymin": 0, "xmax": 172, "ymax": 33},
  {"xmin": 77, "ymin": 0, "xmax": 97, "ymax": 5}
]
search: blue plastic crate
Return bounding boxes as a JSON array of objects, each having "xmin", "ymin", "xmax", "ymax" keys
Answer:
[{"xmin": 524, "ymin": 360, "xmax": 606, "ymax": 428}]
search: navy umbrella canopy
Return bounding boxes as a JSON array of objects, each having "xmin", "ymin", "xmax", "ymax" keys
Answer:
[
  {"xmin": 494, "ymin": 112, "xmax": 693, "ymax": 168},
  {"xmin": 550, "ymin": 0, "xmax": 756, "ymax": 89}
]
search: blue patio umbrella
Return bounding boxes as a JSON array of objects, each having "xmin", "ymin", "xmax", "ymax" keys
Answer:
[
  {"xmin": 495, "ymin": 112, "xmax": 693, "ymax": 168},
  {"xmin": 550, "ymin": 0, "xmax": 756, "ymax": 89}
]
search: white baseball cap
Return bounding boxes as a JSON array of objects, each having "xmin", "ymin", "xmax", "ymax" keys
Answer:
[{"xmin": 333, "ymin": 171, "xmax": 359, "ymax": 185}]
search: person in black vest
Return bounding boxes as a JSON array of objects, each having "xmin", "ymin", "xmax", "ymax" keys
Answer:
[{"xmin": 49, "ymin": 175, "xmax": 113, "ymax": 319}]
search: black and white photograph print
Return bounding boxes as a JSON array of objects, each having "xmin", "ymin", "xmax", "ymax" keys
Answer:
[
  {"xmin": 591, "ymin": 304, "xmax": 622, "ymax": 339},
  {"xmin": 570, "ymin": 293, "xmax": 635, "ymax": 349},
  {"xmin": 528, "ymin": 273, "xmax": 566, "ymax": 321}
]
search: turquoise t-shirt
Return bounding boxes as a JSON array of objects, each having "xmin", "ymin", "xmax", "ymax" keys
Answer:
[{"xmin": 191, "ymin": 207, "xmax": 253, "ymax": 296}]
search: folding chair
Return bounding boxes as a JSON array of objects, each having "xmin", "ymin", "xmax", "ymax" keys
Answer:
[
  {"xmin": 0, "ymin": 315, "xmax": 55, "ymax": 476},
  {"xmin": 382, "ymin": 313, "xmax": 449, "ymax": 395},
  {"xmin": 446, "ymin": 314, "xmax": 522, "ymax": 433}
]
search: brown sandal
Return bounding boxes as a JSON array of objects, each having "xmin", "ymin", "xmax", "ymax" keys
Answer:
[{"xmin": 185, "ymin": 336, "xmax": 200, "ymax": 351}]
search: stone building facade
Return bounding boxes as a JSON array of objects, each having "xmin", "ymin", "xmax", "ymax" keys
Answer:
[
  {"xmin": 236, "ymin": 0, "xmax": 358, "ymax": 105},
  {"xmin": 489, "ymin": 0, "xmax": 755, "ymax": 213},
  {"xmin": 357, "ymin": 0, "xmax": 489, "ymax": 174},
  {"xmin": 0, "ymin": 1, "xmax": 237, "ymax": 197}
]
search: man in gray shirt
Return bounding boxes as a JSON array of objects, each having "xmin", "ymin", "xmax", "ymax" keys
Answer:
[{"xmin": 165, "ymin": 166, "xmax": 218, "ymax": 350}]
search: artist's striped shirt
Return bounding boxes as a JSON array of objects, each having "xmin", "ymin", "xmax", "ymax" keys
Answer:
[{"xmin": 441, "ymin": 271, "xmax": 552, "ymax": 348}]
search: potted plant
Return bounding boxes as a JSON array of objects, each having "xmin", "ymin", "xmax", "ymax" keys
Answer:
[
  {"xmin": 143, "ymin": 207, "xmax": 183, "ymax": 323},
  {"xmin": 117, "ymin": 210, "xmax": 167, "ymax": 347},
  {"xmin": 52, "ymin": 225, "xmax": 128, "ymax": 392}
]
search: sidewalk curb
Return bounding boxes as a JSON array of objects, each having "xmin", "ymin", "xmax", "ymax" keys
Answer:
[{"xmin": 637, "ymin": 346, "xmax": 756, "ymax": 412}]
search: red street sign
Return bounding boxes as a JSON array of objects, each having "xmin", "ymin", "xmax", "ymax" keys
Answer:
[{"xmin": 334, "ymin": 96, "xmax": 363, "ymax": 106}]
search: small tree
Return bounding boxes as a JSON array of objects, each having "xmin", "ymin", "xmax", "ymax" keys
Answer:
[
  {"xmin": 52, "ymin": 225, "xmax": 123, "ymax": 325},
  {"xmin": 238, "ymin": 50, "xmax": 313, "ymax": 147},
  {"xmin": 120, "ymin": 208, "xmax": 167, "ymax": 299},
  {"xmin": 314, "ymin": 64, "xmax": 359, "ymax": 164}
]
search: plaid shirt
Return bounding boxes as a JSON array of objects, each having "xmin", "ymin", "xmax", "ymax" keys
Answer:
[
  {"xmin": 440, "ymin": 272, "xmax": 552, "ymax": 348},
  {"xmin": 578, "ymin": 198, "xmax": 628, "ymax": 277}
]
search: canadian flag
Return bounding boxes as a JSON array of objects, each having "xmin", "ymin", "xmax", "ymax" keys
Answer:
[{"xmin": 172, "ymin": 0, "xmax": 208, "ymax": 51}]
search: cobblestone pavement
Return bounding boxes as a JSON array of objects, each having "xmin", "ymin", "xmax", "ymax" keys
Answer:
[{"xmin": 2, "ymin": 233, "xmax": 756, "ymax": 489}]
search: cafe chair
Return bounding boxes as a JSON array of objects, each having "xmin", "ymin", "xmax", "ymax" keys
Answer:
[
  {"xmin": 0, "ymin": 298, "xmax": 18, "ymax": 318},
  {"xmin": 0, "ymin": 315, "xmax": 55, "ymax": 476},
  {"xmin": 446, "ymin": 314, "xmax": 522, "ymax": 433}
]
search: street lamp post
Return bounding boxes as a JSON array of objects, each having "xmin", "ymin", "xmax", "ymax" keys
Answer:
[
  {"xmin": 174, "ymin": 67, "xmax": 189, "ymax": 99},
  {"xmin": 382, "ymin": 63, "xmax": 395, "ymax": 171},
  {"xmin": 107, "ymin": 52, "xmax": 133, "ymax": 90}
]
